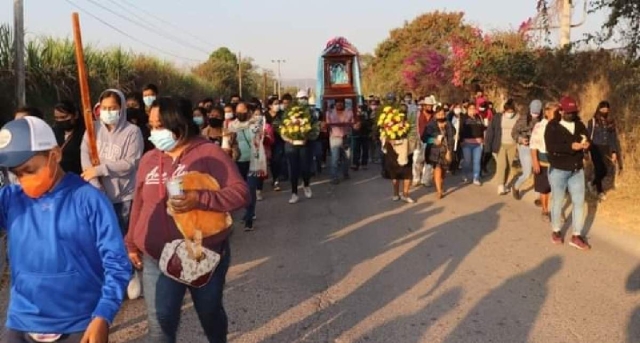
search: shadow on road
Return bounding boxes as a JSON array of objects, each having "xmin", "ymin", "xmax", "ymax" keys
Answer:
[
  {"xmin": 246, "ymin": 201, "xmax": 503, "ymax": 343},
  {"xmin": 442, "ymin": 255, "xmax": 562, "ymax": 343},
  {"xmin": 626, "ymin": 264, "xmax": 640, "ymax": 343}
]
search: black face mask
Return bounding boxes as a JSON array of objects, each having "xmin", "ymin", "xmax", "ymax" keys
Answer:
[
  {"xmin": 436, "ymin": 118, "xmax": 447, "ymax": 123},
  {"xmin": 236, "ymin": 112, "xmax": 249, "ymax": 122},
  {"xmin": 209, "ymin": 118, "xmax": 224, "ymax": 128},
  {"xmin": 55, "ymin": 119, "xmax": 74, "ymax": 131},
  {"xmin": 562, "ymin": 113, "xmax": 576, "ymax": 122}
]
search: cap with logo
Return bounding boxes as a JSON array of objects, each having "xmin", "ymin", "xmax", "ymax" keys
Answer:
[
  {"xmin": 0, "ymin": 116, "xmax": 58, "ymax": 168},
  {"xmin": 560, "ymin": 96, "xmax": 579, "ymax": 113}
]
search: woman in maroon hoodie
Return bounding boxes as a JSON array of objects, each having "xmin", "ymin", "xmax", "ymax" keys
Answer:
[{"xmin": 125, "ymin": 97, "xmax": 249, "ymax": 342}]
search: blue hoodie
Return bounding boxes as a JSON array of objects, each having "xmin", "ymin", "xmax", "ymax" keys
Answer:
[{"xmin": 0, "ymin": 173, "xmax": 131, "ymax": 333}]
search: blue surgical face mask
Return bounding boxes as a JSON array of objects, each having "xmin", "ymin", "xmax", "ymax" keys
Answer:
[
  {"xmin": 149, "ymin": 129, "xmax": 178, "ymax": 152},
  {"xmin": 193, "ymin": 116, "xmax": 204, "ymax": 126},
  {"xmin": 143, "ymin": 96, "xmax": 156, "ymax": 107},
  {"xmin": 100, "ymin": 109, "xmax": 120, "ymax": 125}
]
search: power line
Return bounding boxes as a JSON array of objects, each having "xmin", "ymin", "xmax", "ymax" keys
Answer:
[
  {"xmin": 81, "ymin": 0, "xmax": 211, "ymax": 56},
  {"xmin": 116, "ymin": 0, "xmax": 217, "ymax": 50},
  {"xmin": 64, "ymin": 0, "xmax": 201, "ymax": 62}
]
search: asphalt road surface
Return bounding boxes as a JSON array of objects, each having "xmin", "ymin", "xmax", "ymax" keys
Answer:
[{"xmin": 3, "ymin": 168, "xmax": 640, "ymax": 343}]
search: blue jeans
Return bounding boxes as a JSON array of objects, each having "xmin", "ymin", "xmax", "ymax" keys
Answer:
[
  {"xmin": 329, "ymin": 136, "xmax": 350, "ymax": 180},
  {"xmin": 236, "ymin": 161, "xmax": 258, "ymax": 228},
  {"xmin": 514, "ymin": 145, "xmax": 533, "ymax": 190},
  {"xmin": 142, "ymin": 240, "xmax": 231, "ymax": 343},
  {"xmin": 549, "ymin": 168, "xmax": 586, "ymax": 235},
  {"xmin": 113, "ymin": 200, "xmax": 132, "ymax": 236},
  {"xmin": 462, "ymin": 142, "xmax": 483, "ymax": 181}
]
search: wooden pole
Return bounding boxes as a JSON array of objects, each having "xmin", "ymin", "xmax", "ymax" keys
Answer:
[
  {"xmin": 13, "ymin": 0, "xmax": 25, "ymax": 107},
  {"xmin": 262, "ymin": 71, "xmax": 267, "ymax": 103},
  {"xmin": 238, "ymin": 51, "xmax": 243, "ymax": 98},
  {"xmin": 559, "ymin": 0, "xmax": 572, "ymax": 47},
  {"xmin": 72, "ymin": 13, "xmax": 100, "ymax": 166}
]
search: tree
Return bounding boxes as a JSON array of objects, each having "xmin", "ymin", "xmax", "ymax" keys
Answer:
[{"xmin": 193, "ymin": 47, "xmax": 265, "ymax": 99}]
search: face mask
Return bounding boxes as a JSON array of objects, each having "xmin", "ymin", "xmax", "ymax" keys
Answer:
[
  {"xmin": 54, "ymin": 119, "xmax": 74, "ymax": 131},
  {"xmin": 19, "ymin": 153, "xmax": 57, "ymax": 198},
  {"xmin": 271, "ymin": 104, "xmax": 280, "ymax": 111},
  {"xmin": 149, "ymin": 129, "xmax": 178, "ymax": 151},
  {"xmin": 506, "ymin": 111, "xmax": 516, "ymax": 119},
  {"xmin": 404, "ymin": 98, "xmax": 411, "ymax": 103},
  {"xmin": 100, "ymin": 109, "xmax": 120, "ymax": 125},
  {"xmin": 454, "ymin": 108, "xmax": 462, "ymax": 115},
  {"xmin": 143, "ymin": 96, "xmax": 156, "ymax": 107},
  {"xmin": 436, "ymin": 118, "xmax": 447, "ymax": 123},
  {"xmin": 209, "ymin": 118, "xmax": 224, "ymax": 128},
  {"xmin": 479, "ymin": 107, "xmax": 486, "ymax": 112},
  {"xmin": 236, "ymin": 112, "xmax": 249, "ymax": 122},
  {"xmin": 193, "ymin": 116, "xmax": 204, "ymax": 126},
  {"xmin": 224, "ymin": 112, "xmax": 234, "ymax": 120}
]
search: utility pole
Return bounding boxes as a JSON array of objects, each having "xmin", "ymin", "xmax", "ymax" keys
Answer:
[
  {"xmin": 14, "ymin": 0, "xmax": 25, "ymax": 107},
  {"xmin": 238, "ymin": 51, "xmax": 243, "ymax": 98},
  {"xmin": 559, "ymin": 0, "xmax": 572, "ymax": 47},
  {"xmin": 528, "ymin": 0, "xmax": 586, "ymax": 48},
  {"xmin": 271, "ymin": 59, "xmax": 285, "ymax": 99}
]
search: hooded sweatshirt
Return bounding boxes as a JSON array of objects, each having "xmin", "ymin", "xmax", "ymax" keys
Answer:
[
  {"xmin": 0, "ymin": 173, "xmax": 130, "ymax": 333},
  {"xmin": 125, "ymin": 137, "xmax": 250, "ymax": 259},
  {"xmin": 81, "ymin": 89, "xmax": 144, "ymax": 204}
]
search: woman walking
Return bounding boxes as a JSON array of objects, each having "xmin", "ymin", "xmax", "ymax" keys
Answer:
[
  {"xmin": 380, "ymin": 104, "xmax": 415, "ymax": 203},
  {"xmin": 126, "ymin": 97, "xmax": 249, "ymax": 342},
  {"xmin": 460, "ymin": 103, "xmax": 485, "ymax": 185},
  {"xmin": 422, "ymin": 108, "xmax": 456, "ymax": 199},
  {"xmin": 587, "ymin": 101, "xmax": 622, "ymax": 201}
]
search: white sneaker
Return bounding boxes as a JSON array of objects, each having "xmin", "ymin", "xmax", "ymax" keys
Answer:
[
  {"xmin": 473, "ymin": 179, "xmax": 482, "ymax": 186},
  {"xmin": 598, "ymin": 192, "xmax": 607, "ymax": 201},
  {"xmin": 256, "ymin": 190, "xmax": 264, "ymax": 201},
  {"xmin": 392, "ymin": 195, "xmax": 400, "ymax": 201},
  {"xmin": 127, "ymin": 272, "xmax": 142, "ymax": 300},
  {"xmin": 289, "ymin": 194, "xmax": 299, "ymax": 204},
  {"xmin": 497, "ymin": 185, "xmax": 508, "ymax": 195},
  {"xmin": 401, "ymin": 195, "xmax": 416, "ymax": 204},
  {"xmin": 303, "ymin": 187, "xmax": 312, "ymax": 199}
]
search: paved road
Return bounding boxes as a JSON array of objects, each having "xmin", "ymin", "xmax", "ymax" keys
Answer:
[{"xmin": 4, "ymin": 168, "xmax": 640, "ymax": 343}]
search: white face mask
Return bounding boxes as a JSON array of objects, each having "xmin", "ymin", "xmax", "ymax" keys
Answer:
[
  {"xmin": 453, "ymin": 108, "xmax": 462, "ymax": 115},
  {"xmin": 224, "ymin": 112, "xmax": 234, "ymax": 120},
  {"xmin": 100, "ymin": 109, "xmax": 120, "ymax": 125}
]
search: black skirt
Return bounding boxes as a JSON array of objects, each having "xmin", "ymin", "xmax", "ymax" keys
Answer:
[{"xmin": 382, "ymin": 142, "xmax": 413, "ymax": 180}]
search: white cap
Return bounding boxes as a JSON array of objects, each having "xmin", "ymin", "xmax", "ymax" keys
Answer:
[
  {"xmin": 421, "ymin": 96, "xmax": 436, "ymax": 105},
  {"xmin": 296, "ymin": 90, "xmax": 309, "ymax": 99},
  {"xmin": 0, "ymin": 116, "xmax": 58, "ymax": 168}
]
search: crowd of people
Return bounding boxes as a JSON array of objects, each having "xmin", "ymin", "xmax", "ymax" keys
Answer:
[{"xmin": 0, "ymin": 81, "xmax": 622, "ymax": 342}]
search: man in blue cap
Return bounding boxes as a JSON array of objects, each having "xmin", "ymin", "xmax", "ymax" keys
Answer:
[{"xmin": 0, "ymin": 116, "xmax": 130, "ymax": 343}]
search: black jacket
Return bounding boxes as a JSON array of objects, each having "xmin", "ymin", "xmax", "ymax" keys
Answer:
[
  {"xmin": 544, "ymin": 119, "xmax": 590, "ymax": 171},
  {"xmin": 54, "ymin": 126, "xmax": 85, "ymax": 175}
]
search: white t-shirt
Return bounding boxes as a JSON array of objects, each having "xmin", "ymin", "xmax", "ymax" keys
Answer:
[
  {"xmin": 530, "ymin": 119, "xmax": 548, "ymax": 153},
  {"xmin": 559, "ymin": 120, "xmax": 575, "ymax": 135}
]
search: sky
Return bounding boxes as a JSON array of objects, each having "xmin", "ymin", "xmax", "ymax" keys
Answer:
[{"xmin": 0, "ymin": 0, "xmax": 608, "ymax": 80}]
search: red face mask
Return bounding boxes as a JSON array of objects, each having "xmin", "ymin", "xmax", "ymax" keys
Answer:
[{"xmin": 18, "ymin": 153, "xmax": 58, "ymax": 198}]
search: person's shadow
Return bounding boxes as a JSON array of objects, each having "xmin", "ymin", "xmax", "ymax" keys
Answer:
[
  {"xmin": 263, "ymin": 203, "xmax": 504, "ymax": 343},
  {"xmin": 626, "ymin": 264, "xmax": 640, "ymax": 342},
  {"xmin": 442, "ymin": 256, "xmax": 563, "ymax": 343}
]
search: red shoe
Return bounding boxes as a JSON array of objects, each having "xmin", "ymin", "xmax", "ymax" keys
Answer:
[
  {"xmin": 551, "ymin": 231, "xmax": 563, "ymax": 245},
  {"xmin": 569, "ymin": 235, "xmax": 591, "ymax": 251}
]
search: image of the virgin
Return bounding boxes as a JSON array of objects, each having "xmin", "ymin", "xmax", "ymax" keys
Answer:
[{"xmin": 330, "ymin": 63, "xmax": 349, "ymax": 85}]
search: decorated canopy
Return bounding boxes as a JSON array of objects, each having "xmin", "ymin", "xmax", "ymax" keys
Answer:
[{"xmin": 315, "ymin": 36, "xmax": 363, "ymax": 108}]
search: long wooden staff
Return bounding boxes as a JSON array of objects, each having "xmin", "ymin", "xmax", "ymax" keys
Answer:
[{"xmin": 72, "ymin": 13, "xmax": 100, "ymax": 166}]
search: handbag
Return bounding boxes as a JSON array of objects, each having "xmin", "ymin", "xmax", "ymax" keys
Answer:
[{"xmin": 159, "ymin": 230, "xmax": 221, "ymax": 288}]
